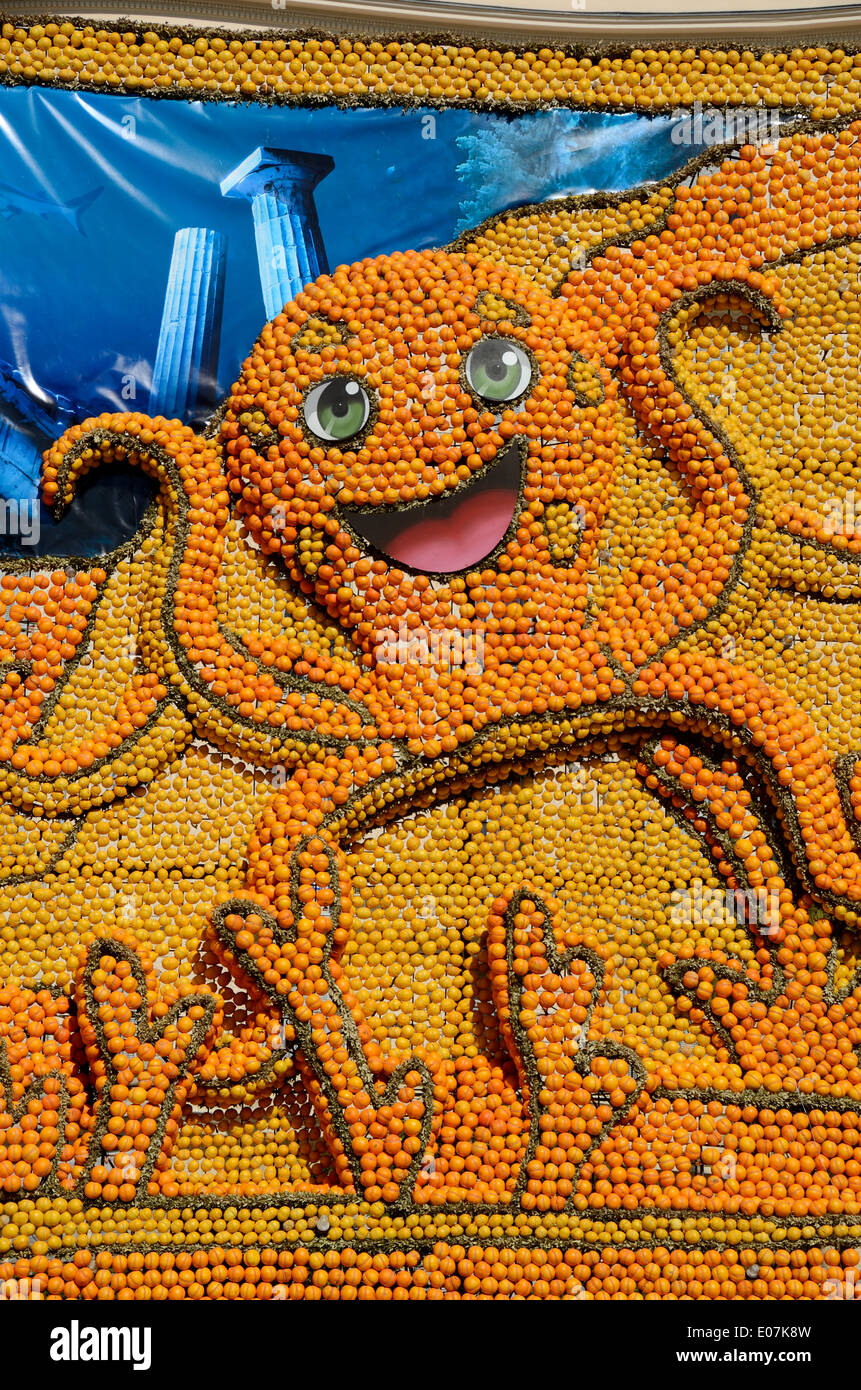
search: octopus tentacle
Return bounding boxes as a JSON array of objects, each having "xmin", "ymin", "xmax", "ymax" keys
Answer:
[
  {"xmin": 42, "ymin": 413, "xmax": 378, "ymax": 766},
  {"xmin": 631, "ymin": 654, "xmax": 861, "ymax": 920}
]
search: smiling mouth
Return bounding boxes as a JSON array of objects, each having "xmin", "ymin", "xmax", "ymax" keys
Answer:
[{"xmin": 338, "ymin": 440, "xmax": 522, "ymax": 574}]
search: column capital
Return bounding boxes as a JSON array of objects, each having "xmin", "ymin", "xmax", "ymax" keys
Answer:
[{"xmin": 220, "ymin": 147, "xmax": 334, "ymax": 201}]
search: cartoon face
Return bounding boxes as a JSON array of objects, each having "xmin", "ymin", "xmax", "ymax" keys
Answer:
[{"xmin": 219, "ymin": 249, "xmax": 622, "ymax": 745}]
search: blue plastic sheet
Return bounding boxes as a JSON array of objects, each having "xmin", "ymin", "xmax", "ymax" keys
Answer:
[{"xmin": 0, "ymin": 88, "xmax": 690, "ymax": 555}]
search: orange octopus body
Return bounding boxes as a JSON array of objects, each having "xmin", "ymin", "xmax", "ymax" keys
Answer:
[{"xmin": 9, "ymin": 120, "xmax": 861, "ymax": 1201}]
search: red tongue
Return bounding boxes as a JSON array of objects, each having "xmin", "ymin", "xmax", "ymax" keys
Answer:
[
  {"xmin": 341, "ymin": 445, "xmax": 521, "ymax": 574},
  {"xmin": 381, "ymin": 487, "xmax": 517, "ymax": 571}
]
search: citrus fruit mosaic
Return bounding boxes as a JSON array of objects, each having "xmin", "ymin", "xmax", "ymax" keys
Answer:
[{"xmin": 1, "ymin": 21, "xmax": 861, "ymax": 1300}]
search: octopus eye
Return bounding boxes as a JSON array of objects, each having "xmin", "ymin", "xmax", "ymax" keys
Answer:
[
  {"xmin": 303, "ymin": 377, "xmax": 372, "ymax": 443},
  {"xmin": 464, "ymin": 337, "xmax": 532, "ymax": 404}
]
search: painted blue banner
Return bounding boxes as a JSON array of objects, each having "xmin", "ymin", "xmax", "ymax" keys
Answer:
[{"xmin": 0, "ymin": 88, "xmax": 689, "ymax": 552}]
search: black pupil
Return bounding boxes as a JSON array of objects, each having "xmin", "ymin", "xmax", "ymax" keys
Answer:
[
  {"xmin": 323, "ymin": 381, "xmax": 351, "ymax": 417},
  {"xmin": 486, "ymin": 349, "xmax": 507, "ymax": 380}
]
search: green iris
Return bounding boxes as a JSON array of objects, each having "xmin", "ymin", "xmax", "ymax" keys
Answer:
[
  {"xmin": 465, "ymin": 338, "xmax": 532, "ymax": 403},
  {"xmin": 304, "ymin": 377, "xmax": 371, "ymax": 442}
]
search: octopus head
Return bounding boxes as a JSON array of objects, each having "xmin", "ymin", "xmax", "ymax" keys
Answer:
[{"xmin": 220, "ymin": 248, "xmax": 623, "ymax": 741}]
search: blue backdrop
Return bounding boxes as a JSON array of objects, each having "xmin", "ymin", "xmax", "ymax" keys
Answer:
[{"xmin": 0, "ymin": 88, "xmax": 689, "ymax": 552}]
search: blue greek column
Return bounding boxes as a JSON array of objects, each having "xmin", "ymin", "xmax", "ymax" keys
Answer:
[
  {"xmin": 220, "ymin": 147, "xmax": 334, "ymax": 319},
  {"xmin": 148, "ymin": 227, "xmax": 227, "ymax": 422}
]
